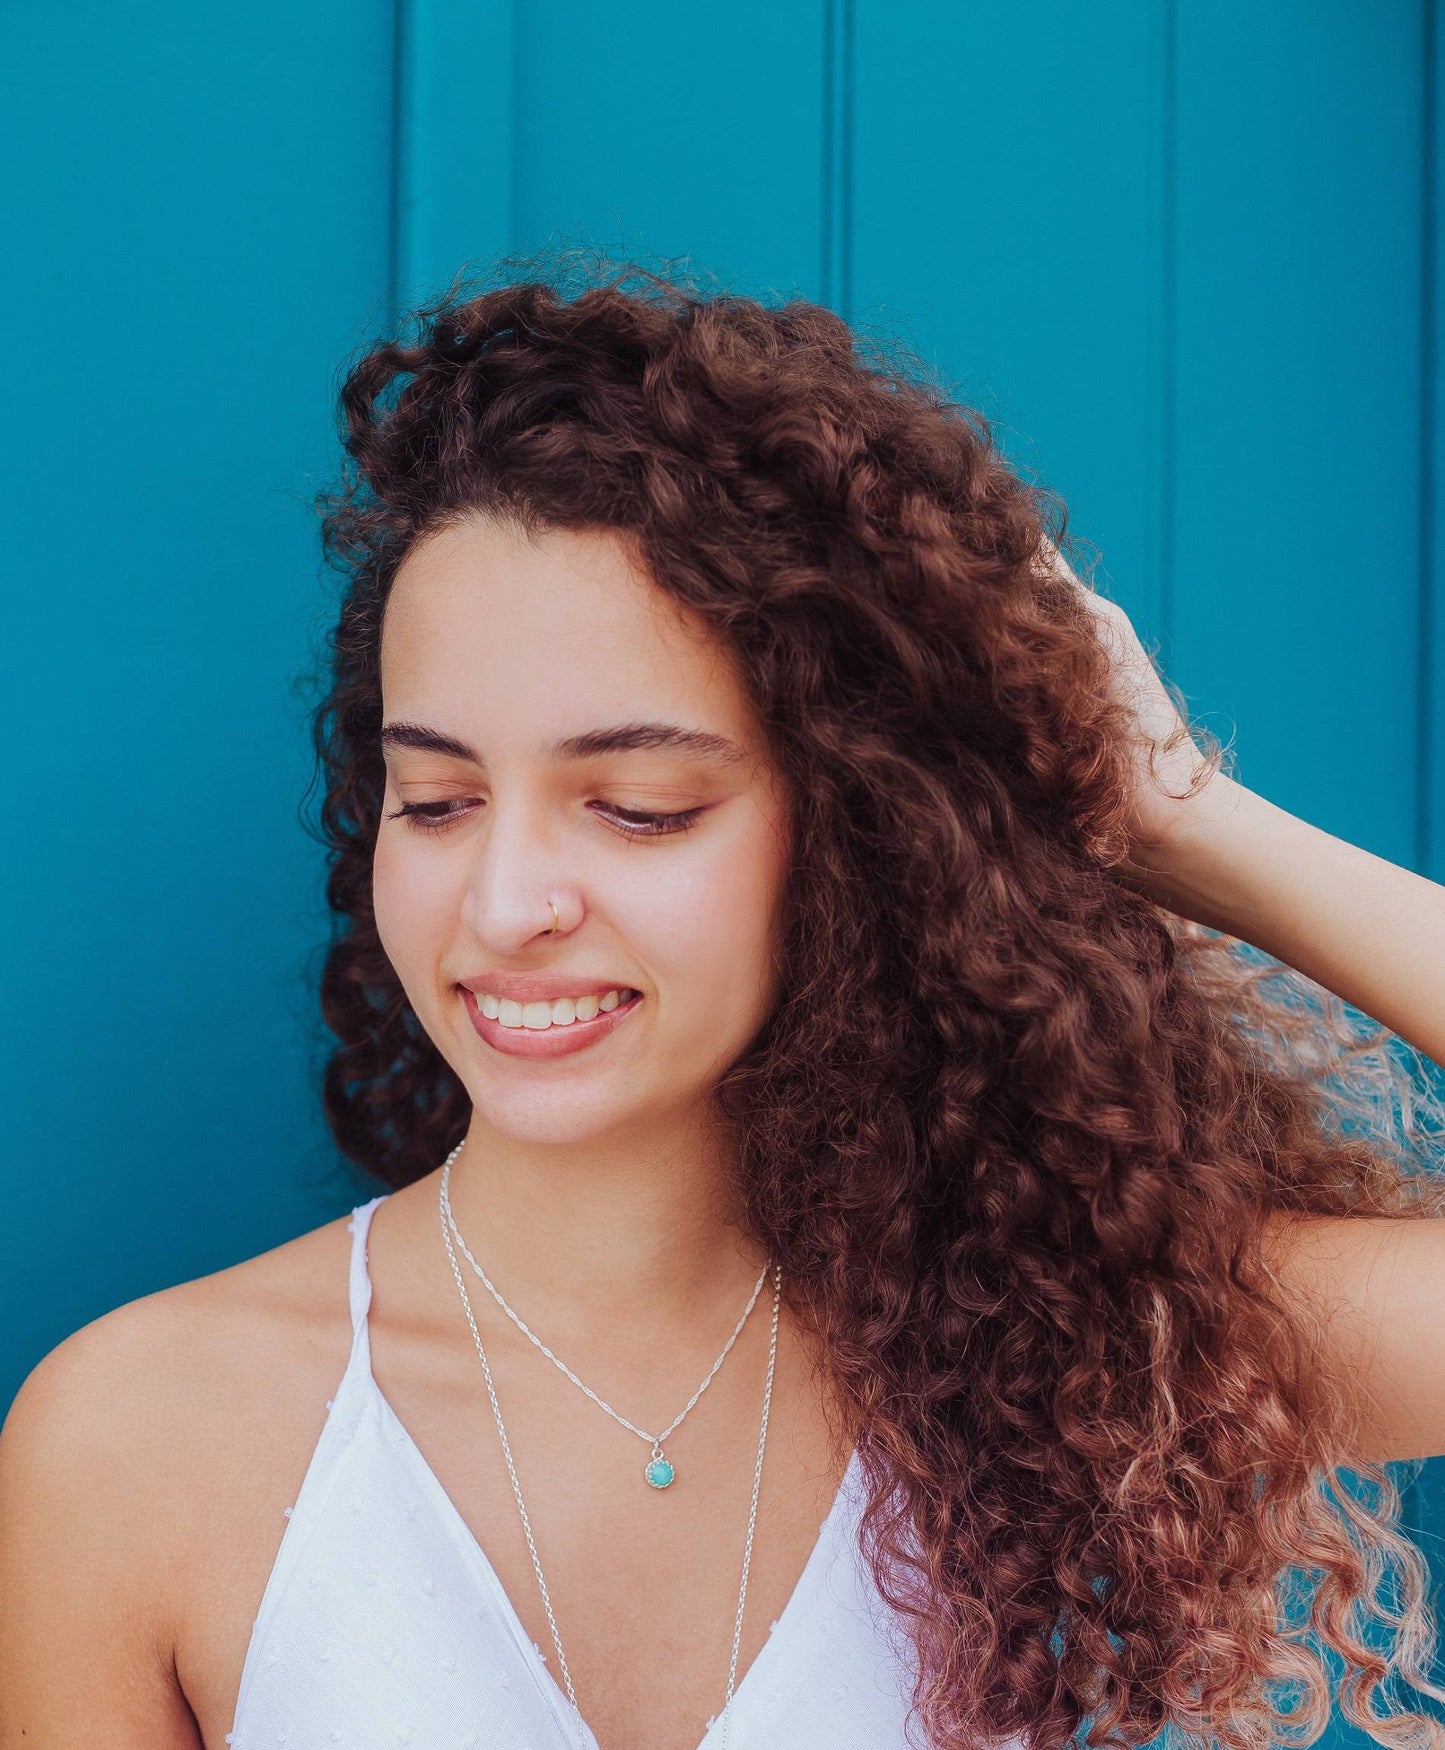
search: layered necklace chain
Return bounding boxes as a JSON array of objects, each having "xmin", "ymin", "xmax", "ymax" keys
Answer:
[
  {"xmin": 439, "ymin": 1150, "xmax": 769, "ymax": 1490},
  {"xmin": 436, "ymin": 1139, "xmax": 781, "ymax": 1748}
]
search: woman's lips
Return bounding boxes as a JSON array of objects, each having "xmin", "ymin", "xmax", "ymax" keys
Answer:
[{"xmin": 460, "ymin": 986, "xmax": 643, "ymax": 1058}]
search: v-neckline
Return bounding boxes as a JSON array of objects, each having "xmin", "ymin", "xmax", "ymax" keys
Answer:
[{"xmin": 363, "ymin": 1371, "xmax": 861, "ymax": 1750}]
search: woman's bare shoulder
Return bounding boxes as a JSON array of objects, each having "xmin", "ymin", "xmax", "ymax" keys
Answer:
[
  {"xmin": 1, "ymin": 1204, "xmax": 362, "ymax": 1522},
  {"xmin": 0, "ymin": 1201, "xmax": 362, "ymax": 1741},
  {"xmin": 4, "ymin": 1203, "xmax": 358, "ymax": 1443}
]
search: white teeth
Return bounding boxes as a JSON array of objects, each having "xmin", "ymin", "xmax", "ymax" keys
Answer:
[{"xmin": 481, "ymin": 988, "xmax": 633, "ymax": 1030}]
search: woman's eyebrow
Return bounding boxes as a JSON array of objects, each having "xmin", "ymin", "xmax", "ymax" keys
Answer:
[{"xmin": 379, "ymin": 719, "xmax": 746, "ymax": 766}]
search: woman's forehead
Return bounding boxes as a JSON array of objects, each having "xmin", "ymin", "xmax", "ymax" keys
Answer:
[{"xmin": 381, "ymin": 517, "xmax": 761, "ymax": 750}]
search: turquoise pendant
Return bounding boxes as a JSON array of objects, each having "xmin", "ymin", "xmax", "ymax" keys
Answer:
[{"xmin": 645, "ymin": 1447, "xmax": 676, "ymax": 1490}]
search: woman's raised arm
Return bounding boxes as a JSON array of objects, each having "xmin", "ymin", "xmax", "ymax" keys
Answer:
[{"xmin": 1040, "ymin": 535, "xmax": 1445, "ymax": 1466}]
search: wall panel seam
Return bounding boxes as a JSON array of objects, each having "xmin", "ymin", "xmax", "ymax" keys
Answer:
[
  {"xmin": 1421, "ymin": 0, "xmax": 1439, "ymax": 876},
  {"xmin": 821, "ymin": 0, "xmax": 853, "ymax": 319},
  {"xmin": 387, "ymin": 0, "xmax": 409, "ymax": 329}
]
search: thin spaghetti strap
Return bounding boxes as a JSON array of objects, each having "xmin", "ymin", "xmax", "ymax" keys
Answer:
[{"xmin": 346, "ymin": 1194, "xmax": 389, "ymax": 1365}]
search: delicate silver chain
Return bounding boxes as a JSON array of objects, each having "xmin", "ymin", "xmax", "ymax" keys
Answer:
[
  {"xmin": 439, "ymin": 1142, "xmax": 768, "ymax": 1455},
  {"xmin": 437, "ymin": 1144, "xmax": 781, "ymax": 1748},
  {"xmin": 717, "ymin": 1278, "xmax": 779, "ymax": 1750}
]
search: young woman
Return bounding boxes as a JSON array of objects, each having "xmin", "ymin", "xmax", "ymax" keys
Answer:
[{"xmin": 3, "ymin": 259, "xmax": 1444, "ymax": 1750}]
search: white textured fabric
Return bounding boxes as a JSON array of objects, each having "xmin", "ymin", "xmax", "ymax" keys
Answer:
[{"xmin": 227, "ymin": 1193, "xmax": 935, "ymax": 1749}]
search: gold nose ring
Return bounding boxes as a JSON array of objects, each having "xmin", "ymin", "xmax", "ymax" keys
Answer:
[{"xmin": 548, "ymin": 899, "xmax": 560, "ymax": 935}]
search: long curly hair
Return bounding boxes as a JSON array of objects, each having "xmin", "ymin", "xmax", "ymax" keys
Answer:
[{"xmin": 304, "ymin": 248, "xmax": 1445, "ymax": 1750}]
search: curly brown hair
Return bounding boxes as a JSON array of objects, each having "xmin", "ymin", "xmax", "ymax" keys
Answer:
[{"xmin": 305, "ymin": 248, "xmax": 1445, "ymax": 1750}]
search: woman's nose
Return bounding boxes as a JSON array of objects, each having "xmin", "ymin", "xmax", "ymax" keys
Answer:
[{"xmin": 457, "ymin": 798, "xmax": 576, "ymax": 953}]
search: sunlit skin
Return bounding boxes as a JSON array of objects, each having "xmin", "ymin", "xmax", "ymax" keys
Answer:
[{"xmin": 373, "ymin": 511, "xmax": 795, "ymax": 1332}]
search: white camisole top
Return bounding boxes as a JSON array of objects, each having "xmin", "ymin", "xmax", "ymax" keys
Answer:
[{"xmin": 225, "ymin": 1192, "xmax": 940, "ymax": 1749}]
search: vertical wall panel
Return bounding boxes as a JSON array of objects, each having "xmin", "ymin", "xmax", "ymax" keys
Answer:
[
  {"xmin": 396, "ymin": 0, "xmax": 832, "ymax": 312},
  {"xmin": 1170, "ymin": 3, "xmax": 1426, "ymax": 868},
  {"xmin": 512, "ymin": 0, "xmax": 828, "ymax": 299},
  {"xmin": 0, "ymin": 1, "xmax": 394, "ymax": 1406},
  {"xmin": 850, "ymin": 2, "xmax": 1166, "ymax": 630},
  {"xmin": 1428, "ymin": 0, "xmax": 1445, "ymax": 885},
  {"xmin": 821, "ymin": 0, "xmax": 854, "ymax": 315},
  {"xmin": 393, "ymin": 0, "xmax": 518, "ymax": 320}
]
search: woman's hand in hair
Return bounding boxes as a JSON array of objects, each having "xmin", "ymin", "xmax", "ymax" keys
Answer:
[
  {"xmin": 1036, "ymin": 538, "xmax": 1445, "ymax": 1092},
  {"xmin": 1034, "ymin": 533, "xmax": 1245, "ymax": 888}
]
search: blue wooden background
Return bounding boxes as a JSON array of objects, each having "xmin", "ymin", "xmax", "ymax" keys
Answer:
[{"xmin": 3, "ymin": 0, "xmax": 1441, "ymax": 1731}]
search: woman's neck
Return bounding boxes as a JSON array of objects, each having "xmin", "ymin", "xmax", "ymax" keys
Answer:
[{"xmin": 439, "ymin": 1107, "xmax": 771, "ymax": 1341}]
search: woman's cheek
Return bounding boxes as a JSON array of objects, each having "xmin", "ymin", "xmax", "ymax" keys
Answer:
[
  {"xmin": 372, "ymin": 833, "xmax": 451, "ymax": 981},
  {"xmin": 661, "ymin": 832, "xmax": 787, "ymax": 1028}
]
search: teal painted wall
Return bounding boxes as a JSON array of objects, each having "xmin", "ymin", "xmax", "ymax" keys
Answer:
[{"xmin": 3, "ymin": 0, "xmax": 1441, "ymax": 1732}]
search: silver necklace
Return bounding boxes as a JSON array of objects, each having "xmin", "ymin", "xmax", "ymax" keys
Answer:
[
  {"xmin": 438, "ymin": 1156, "xmax": 781, "ymax": 1750},
  {"xmin": 439, "ymin": 1140, "xmax": 769, "ymax": 1491}
]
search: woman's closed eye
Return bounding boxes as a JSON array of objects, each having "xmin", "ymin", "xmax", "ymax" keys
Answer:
[{"xmin": 386, "ymin": 798, "xmax": 707, "ymax": 839}]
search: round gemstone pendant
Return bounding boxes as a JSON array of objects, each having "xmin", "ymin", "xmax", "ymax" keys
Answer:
[{"xmin": 644, "ymin": 1449, "xmax": 676, "ymax": 1489}]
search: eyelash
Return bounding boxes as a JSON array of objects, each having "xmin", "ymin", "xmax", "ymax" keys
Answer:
[{"xmin": 386, "ymin": 799, "xmax": 705, "ymax": 839}]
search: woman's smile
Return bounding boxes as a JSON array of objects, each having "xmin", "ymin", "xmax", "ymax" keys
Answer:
[{"xmin": 461, "ymin": 982, "xmax": 645, "ymax": 1058}]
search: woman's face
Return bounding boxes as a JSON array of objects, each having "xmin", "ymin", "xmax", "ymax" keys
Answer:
[{"xmin": 373, "ymin": 513, "xmax": 793, "ymax": 1147}]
